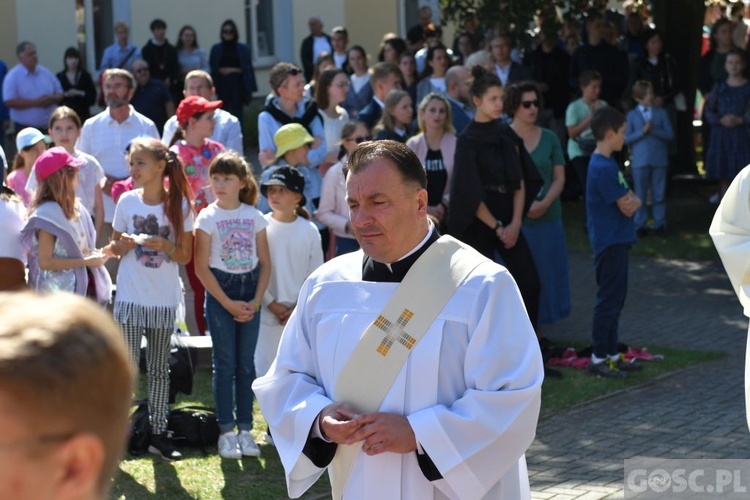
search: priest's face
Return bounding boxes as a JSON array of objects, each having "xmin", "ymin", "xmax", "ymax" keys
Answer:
[{"xmin": 346, "ymin": 158, "xmax": 429, "ymax": 264}]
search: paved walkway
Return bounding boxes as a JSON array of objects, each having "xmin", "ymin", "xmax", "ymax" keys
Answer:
[{"xmin": 528, "ymin": 252, "xmax": 750, "ymax": 499}]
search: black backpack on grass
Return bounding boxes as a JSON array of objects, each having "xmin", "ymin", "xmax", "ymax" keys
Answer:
[
  {"xmin": 168, "ymin": 406, "xmax": 220, "ymax": 454},
  {"xmin": 128, "ymin": 403, "xmax": 219, "ymax": 455}
]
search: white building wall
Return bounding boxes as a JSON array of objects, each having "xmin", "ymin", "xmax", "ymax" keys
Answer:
[{"xmin": 15, "ymin": 0, "xmax": 78, "ymax": 72}]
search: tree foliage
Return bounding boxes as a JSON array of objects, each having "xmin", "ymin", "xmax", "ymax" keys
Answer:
[{"xmin": 439, "ymin": 0, "xmax": 629, "ymax": 49}]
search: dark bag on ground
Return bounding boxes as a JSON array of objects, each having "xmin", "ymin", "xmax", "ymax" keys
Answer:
[
  {"xmin": 128, "ymin": 400, "xmax": 151, "ymax": 455},
  {"xmin": 168, "ymin": 406, "xmax": 220, "ymax": 453}
]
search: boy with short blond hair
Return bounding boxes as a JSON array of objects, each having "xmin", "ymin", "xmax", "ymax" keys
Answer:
[
  {"xmin": 586, "ymin": 107, "xmax": 642, "ymax": 378},
  {"xmin": 625, "ymin": 80, "xmax": 674, "ymax": 237}
]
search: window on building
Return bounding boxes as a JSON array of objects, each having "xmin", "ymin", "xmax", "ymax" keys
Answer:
[{"xmin": 245, "ymin": 0, "xmax": 275, "ymax": 66}]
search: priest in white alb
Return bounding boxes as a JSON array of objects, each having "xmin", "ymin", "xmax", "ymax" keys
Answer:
[
  {"xmin": 710, "ymin": 164, "xmax": 750, "ymax": 432},
  {"xmin": 253, "ymin": 140, "xmax": 544, "ymax": 500}
]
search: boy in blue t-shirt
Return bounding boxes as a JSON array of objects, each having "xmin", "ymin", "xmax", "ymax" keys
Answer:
[{"xmin": 586, "ymin": 107, "xmax": 643, "ymax": 378}]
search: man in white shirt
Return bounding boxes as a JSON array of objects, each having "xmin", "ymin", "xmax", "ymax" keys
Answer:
[
  {"xmin": 78, "ymin": 69, "xmax": 159, "ymax": 277},
  {"xmin": 162, "ymin": 70, "xmax": 243, "ymax": 153},
  {"xmin": 254, "ymin": 141, "xmax": 543, "ymax": 500}
]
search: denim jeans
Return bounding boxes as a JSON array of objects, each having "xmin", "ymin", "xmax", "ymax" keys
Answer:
[
  {"xmin": 592, "ymin": 244, "xmax": 629, "ymax": 359},
  {"xmin": 205, "ymin": 267, "xmax": 260, "ymax": 432},
  {"xmin": 631, "ymin": 165, "xmax": 667, "ymax": 230}
]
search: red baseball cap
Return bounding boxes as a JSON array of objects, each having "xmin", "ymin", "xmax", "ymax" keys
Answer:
[
  {"xmin": 176, "ymin": 95, "xmax": 223, "ymax": 127},
  {"xmin": 35, "ymin": 147, "xmax": 84, "ymax": 182}
]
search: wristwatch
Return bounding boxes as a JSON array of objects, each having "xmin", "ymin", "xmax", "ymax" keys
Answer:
[{"xmin": 494, "ymin": 220, "xmax": 503, "ymax": 231}]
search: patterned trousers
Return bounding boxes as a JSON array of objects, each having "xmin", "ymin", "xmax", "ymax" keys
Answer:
[{"xmin": 121, "ymin": 321, "xmax": 172, "ymax": 435}]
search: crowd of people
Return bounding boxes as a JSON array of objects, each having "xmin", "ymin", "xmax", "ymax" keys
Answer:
[{"xmin": 1, "ymin": 1, "xmax": 749, "ymax": 494}]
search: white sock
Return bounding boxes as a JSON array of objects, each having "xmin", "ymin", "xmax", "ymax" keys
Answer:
[
  {"xmin": 592, "ymin": 354, "xmax": 607, "ymax": 364},
  {"xmin": 609, "ymin": 353, "xmax": 620, "ymax": 362}
]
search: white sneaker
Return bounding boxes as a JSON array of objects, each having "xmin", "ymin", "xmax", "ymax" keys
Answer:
[
  {"xmin": 218, "ymin": 432, "xmax": 242, "ymax": 459},
  {"xmin": 238, "ymin": 430, "xmax": 261, "ymax": 457}
]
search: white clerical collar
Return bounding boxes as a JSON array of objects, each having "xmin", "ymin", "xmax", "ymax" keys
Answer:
[
  {"xmin": 373, "ymin": 96, "xmax": 385, "ymax": 109},
  {"xmin": 385, "ymin": 220, "xmax": 434, "ymax": 272}
]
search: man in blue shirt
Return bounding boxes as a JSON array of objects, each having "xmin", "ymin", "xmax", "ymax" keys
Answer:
[
  {"xmin": 2, "ymin": 42, "xmax": 63, "ymax": 132},
  {"xmin": 130, "ymin": 59, "xmax": 174, "ymax": 135},
  {"xmin": 99, "ymin": 21, "xmax": 142, "ymax": 73}
]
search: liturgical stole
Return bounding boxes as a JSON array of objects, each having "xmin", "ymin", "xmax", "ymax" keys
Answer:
[{"xmin": 330, "ymin": 235, "xmax": 488, "ymax": 499}]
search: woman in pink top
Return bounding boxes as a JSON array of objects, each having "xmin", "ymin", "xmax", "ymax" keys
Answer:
[
  {"xmin": 168, "ymin": 95, "xmax": 225, "ymax": 335},
  {"xmin": 8, "ymin": 128, "xmax": 47, "ymax": 207},
  {"xmin": 406, "ymin": 92, "xmax": 456, "ymax": 230}
]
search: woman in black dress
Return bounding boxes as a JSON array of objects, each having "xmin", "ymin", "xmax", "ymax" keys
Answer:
[
  {"xmin": 209, "ymin": 20, "xmax": 257, "ymax": 129},
  {"xmin": 449, "ymin": 65, "xmax": 543, "ymax": 328},
  {"xmin": 56, "ymin": 47, "xmax": 96, "ymax": 122}
]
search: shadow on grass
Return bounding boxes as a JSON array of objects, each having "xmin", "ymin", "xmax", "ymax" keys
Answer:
[{"xmin": 152, "ymin": 458, "xmax": 193, "ymax": 499}]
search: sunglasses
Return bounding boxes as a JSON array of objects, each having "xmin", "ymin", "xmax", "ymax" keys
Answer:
[
  {"xmin": 521, "ymin": 100, "xmax": 540, "ymax": 109},
  {"xmin": 348, "ymin": 136, "xmax": 371, "ymax": 144}
]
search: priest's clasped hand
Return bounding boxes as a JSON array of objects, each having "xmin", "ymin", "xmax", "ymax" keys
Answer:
[
  {"xmin": 345, "ymin": 412, "xmax": 417, "ymax": 456},
  {"xmin": 319, "ymin": 403, "xmax": 417, "ymax": 456}
]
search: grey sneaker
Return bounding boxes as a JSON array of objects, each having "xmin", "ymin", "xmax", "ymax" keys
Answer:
[
  {"xmin": 587, "ymin": 360, "xmax": 628, "ymax": 379},
  {"xmin": 218, "ymin": 432, "xmax": 242, "ymax": 459},
  {"xmin": 238, "ymin": 431, "xmax": 261, "ymax": 457}
]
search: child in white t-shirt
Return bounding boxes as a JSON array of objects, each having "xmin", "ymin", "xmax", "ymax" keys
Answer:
[
  {"xmin": 109, "ymin": 138, "xmax": 195, "ymax": 462},
  {"xmin": 193, "ymin": 151, "xmax": 271, "ymax": 460},
  {"xmin": 26, "ymin": 107, "xmax": 105, "ymax": 235},
  {"xmin": 256, "ymin": 165, "xmax": 323, "ymax": 445}
]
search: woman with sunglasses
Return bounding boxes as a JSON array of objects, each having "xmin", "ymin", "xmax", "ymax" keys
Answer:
[
  {"xmin": 317, "ymin": 121, "xmax": 369, "ymax": 258},
  {"xmin": 209, "ymin": 19, "xmax": 257, "ymax": 130},
  {"xmin": 314, "ymin": 68, "xmax": 350, "ymax": 170},
  {"xmin": 406, "ymin": 93, "xmax": 455, "ymax": 230},
  {"xmin": 507, "ymin": 81, "xmax": 570, "ymax": 328}
]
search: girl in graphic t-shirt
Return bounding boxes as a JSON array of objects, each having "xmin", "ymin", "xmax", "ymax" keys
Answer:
[
  {"xmin": 109, "ymin": 138, "xmax": 195, "ymax": 462},
  {"xmin": 193, "ymin": 151, "xmax": 270, "ymax": 460}
]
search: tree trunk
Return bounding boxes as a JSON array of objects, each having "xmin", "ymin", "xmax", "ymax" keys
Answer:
[{"xmin": 652, "ymin": 0, "xmax": 706, "ymax": 177}]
